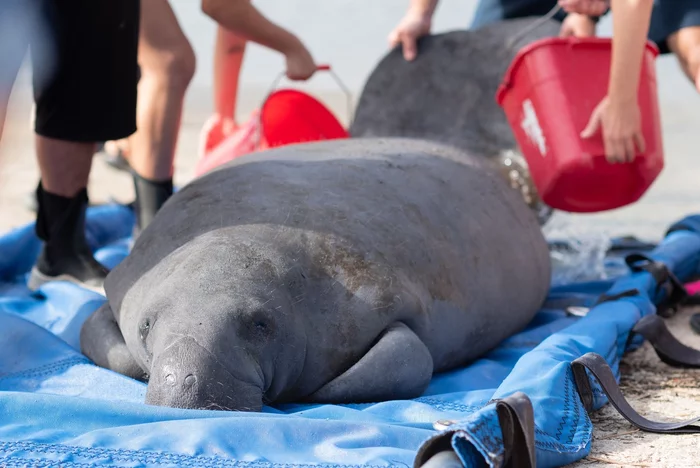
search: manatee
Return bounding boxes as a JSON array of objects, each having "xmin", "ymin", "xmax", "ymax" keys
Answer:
[
  {"xmin": 350, "ymin": 18, "xmax": 562, "ymax": 225},
  {"xmin": 80, "ymin": 137, "xmax": 552, "ymax": 412}
]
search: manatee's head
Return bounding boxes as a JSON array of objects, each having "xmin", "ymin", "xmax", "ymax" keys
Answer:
[{"xmin": 119, "ymin": 230, "xmax": 307, "ymax": 412}]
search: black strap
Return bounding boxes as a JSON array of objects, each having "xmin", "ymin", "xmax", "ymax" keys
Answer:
[
  {"xmin": 572, "ymin": 352, "xmax": 700, "ymax": 434},
  {"xmin": 594, "ymin": 288, "xmax": 641, "ymax": 306},
  {"xmin": 631, "ymin": 314, "xmax": 700, "ymax": 368},
  {"xmin": 495, "ymin": 392, "xmax": 536, "ymax": 468},
  {"xmin": 624, "ymin": 254, "xmax": 688, "ymax": 318}
]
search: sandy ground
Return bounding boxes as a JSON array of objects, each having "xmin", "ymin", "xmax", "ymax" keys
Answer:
[{"xmin": 1, "ymin": 73, "xmax": 700, "ymax": 467}]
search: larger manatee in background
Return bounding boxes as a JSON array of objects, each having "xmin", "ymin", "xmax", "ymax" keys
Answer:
[
  {"xmin": 80, "ymin": 137, "xmax": 552, "ymax": 412},
  {"xmin": 350, "ymin": 18, "xmax": 561, "ymax": 225}
]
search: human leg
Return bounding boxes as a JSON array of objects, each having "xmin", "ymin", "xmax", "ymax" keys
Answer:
[
  {"xmin": 127, "ymin": 0, "xmax": 195, "ymax": 232},
  {"xmin": 28, "ymin": 0, "xmax": 140, "ymax": 293},
  {"xmin": 667, "ymin": 26, "xmax": 700, "ymax": 92},
  {"xmin": 0, "ymin": 46, "xmax": 24, "ymax": 149},
  {"xmin": 0, "ymin": 0, "xmax": 47, "ymax": 148},
  {"xmin": 646, "ymin": 1, "xmax": 700, "ymax": 332},
  {"xmin": 647, "ymin": 0, "xmax": 700, "ymax": 92}
]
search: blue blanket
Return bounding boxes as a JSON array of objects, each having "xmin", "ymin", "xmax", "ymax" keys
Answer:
[{"xmin": 2, "ymin": 205, "xmax": 699, "ymax": 468}]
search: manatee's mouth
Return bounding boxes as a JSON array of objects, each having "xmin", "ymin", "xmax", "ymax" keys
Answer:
[{"xmin": 144, "ymin": 336, "xmax": 263, "ymax": 412}]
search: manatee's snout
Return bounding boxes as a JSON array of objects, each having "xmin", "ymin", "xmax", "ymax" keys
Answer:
[{"xmin": 144, "ymin": 336, "xmax": 263, "ymax": 412}]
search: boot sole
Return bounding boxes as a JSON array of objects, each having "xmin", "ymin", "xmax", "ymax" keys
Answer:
[{"xmin": 28, "ymin": 267, "xmax": 105, "ymax": 296}]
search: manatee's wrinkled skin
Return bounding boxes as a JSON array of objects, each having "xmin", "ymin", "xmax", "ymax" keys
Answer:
[
  {"xmin": 350, "ymin": 18, "xmax": 561, "ymax": 225},
  {"xmin": 80, "ymin": 138, "xmax": 552, "ymax": 412}
]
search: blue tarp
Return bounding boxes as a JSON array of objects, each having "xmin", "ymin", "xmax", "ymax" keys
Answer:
[{"xmin": 1, "ymin": 205, "xmax": 699, "ymax": 468}]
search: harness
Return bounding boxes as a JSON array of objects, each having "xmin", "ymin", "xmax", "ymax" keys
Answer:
[{"xmin": 416, "ymin": 253, "xmax": 700, "ymax": 468}]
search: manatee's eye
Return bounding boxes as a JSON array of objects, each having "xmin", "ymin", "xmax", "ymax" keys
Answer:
[
  {"xmin": 239, "ymin": 309, "xmax": 276, "ymax": 342},
  {"xmin": 138, "ymin": 318, "xmax": 151, "ymax": 341}
]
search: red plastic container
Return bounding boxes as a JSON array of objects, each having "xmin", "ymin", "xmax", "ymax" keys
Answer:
[
  {"xmin": 496, "ymin": 37, "xmax": 664, "ymax": 213},
  {"xmin": 195, "ymin": 65, "xmax": 349, "ymax": 177}
]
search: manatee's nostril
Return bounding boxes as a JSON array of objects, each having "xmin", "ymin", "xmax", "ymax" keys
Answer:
[
  {"xmin": 184, "ymin": 374, "xmax": 196, "ymax": 387},
  {"xmin": 165, "ymin": 373, "xmax": 176, "ymax": 385}
]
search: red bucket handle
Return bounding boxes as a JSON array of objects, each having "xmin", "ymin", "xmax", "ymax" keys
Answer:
[
  {"xmin": 250, "ymin": 64, "xmax": 353, "ymax": 151},
  {"xmin": 261, "ymin": 64, "xmax": 353, "ymax": 126}
]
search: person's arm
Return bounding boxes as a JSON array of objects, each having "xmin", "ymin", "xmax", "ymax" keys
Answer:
[
  {"xmin": 202, "ymin": 0, "xmax": 299, "ymax": 55},
  {"xmin": 576, "ymin": 0, "xmax": 654, "ymax": 163},
  {"xmin": 388, "ymin": 0, "xmax": 440, "ymax": 61},
  {"xmin": 606, "ymin": 0, "xmax": 653, "ymax": 113},
  {"xmin": 213, "ymin": 26, "xmax": 246, "ymax": 121},
  {"xmin": 559, "ymin": 0, "xmax": 609, "ymax": 16},
  {"xmin": 197, "ymin": 26, "xmax": 245, "ymax": 159},
  {"xmin": 407, "ymin": 0, "xmax": 440, "ymax": 18},
  {"xmin": 201, "ymin": 0, "xmax": 316, "ymax": 80}
]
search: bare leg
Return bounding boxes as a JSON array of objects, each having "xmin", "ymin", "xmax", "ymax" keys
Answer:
[
  {"xmin": 667, "ymin": 26, "xmax": 700, "ymax": 92},
  {"xmin": 128, "ymin": 0, "xmax": 194, "ymax": 180},
  {"xmin": 0, "ymin": 75, "xmax": 20, "ymax": 146},
  {"xmin": 126, "ymin": 0, "xmax": 195, "ymax": 231},
  {"xmin": 0, "ymin": 0, "xmax": 35, "ymax": 147},
  {"xmin": 36, "ymin": 137, "xmax": 95, "ymax": 197}
]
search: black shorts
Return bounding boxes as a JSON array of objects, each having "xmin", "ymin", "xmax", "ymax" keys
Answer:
[
  {"xmin": 470, "ymin": 0, "xmax": 700, "ymax": 56},
  {"xmin": 31, "ymin": 0, "xmax": 140, "ymax": 142},
  {"xmin": 648, "ymin": 0, "xmax": 700, "ymax": 55}
]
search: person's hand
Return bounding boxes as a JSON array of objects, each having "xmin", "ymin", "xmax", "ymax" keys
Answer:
[
  {"xmin": 558, "ymin": 0, "xmax": 608, "ymax": 16},
  {"xmin": 388, "ymin": 10, "xmax": 432, "ymax": 61},
  {"xmin": 284, "ymin": 41, "xmax": 317, "ymax": 81},
  {"xmin": 581, "ymin": 96, "xmax": 645, "ymax": 163},
  {"xmin": 559, "ymin": 13, "xmax": 597, "ymax": 38}
]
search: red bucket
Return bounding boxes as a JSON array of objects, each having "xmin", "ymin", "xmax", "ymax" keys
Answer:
[
  {"xmin": 195, "ymin": 65, "xmax": 350, "ymax": 176},
  {"xmin": 495, "ymin": 37, "xmax": 664, "ymax": 213}
]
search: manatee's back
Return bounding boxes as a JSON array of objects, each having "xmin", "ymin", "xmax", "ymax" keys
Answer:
[{"xmin": 105, "ymin": 138, "xmax": 551, "ymax": 369}]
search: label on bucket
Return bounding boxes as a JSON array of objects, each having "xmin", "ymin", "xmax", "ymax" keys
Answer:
[{"xmin": 521, "ymin": 99, "xmax": 547, "ymax": 157}]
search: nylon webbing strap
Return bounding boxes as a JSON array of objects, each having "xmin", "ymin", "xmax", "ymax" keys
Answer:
[
  {"xmin": 632, "ymin": 314, "xmax": 700, "ymax": 368},
  {"xmin": 571, "ymin": 353, "xmax": 700, "ymax": 434},
  {"xmin": 495, "ymin": 392, "xmax": 536, "ymax": 468},
  {"xmin": 594, "ymin": 288, "xmax": 641, "ymax": 306},
  {"xmin": 624, "ymin": 254, "xmax": 688, "ymax": 317}
]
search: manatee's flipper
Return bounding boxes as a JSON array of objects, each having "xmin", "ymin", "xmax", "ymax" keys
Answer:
[
  {"xmin": 80, "ymin": 302, "xmax": 146, "ymax": 381},
  {"xmin": 308, "ymin": 322, "xmax": 433, "ymax": 403}
]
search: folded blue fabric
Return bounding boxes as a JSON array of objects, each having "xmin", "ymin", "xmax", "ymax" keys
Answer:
[{"xmin": 1, "ymin": 206, "xmax": 697, "ymax": 468}]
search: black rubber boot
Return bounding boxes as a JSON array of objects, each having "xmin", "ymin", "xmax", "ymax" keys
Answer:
[
  {"xmin": 28, "ymin": 183, "xmax": 109, "ymax": 294},
  {"xmin": 132, "ymin": 173, "xmax": 173, "ymax": 238}
]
